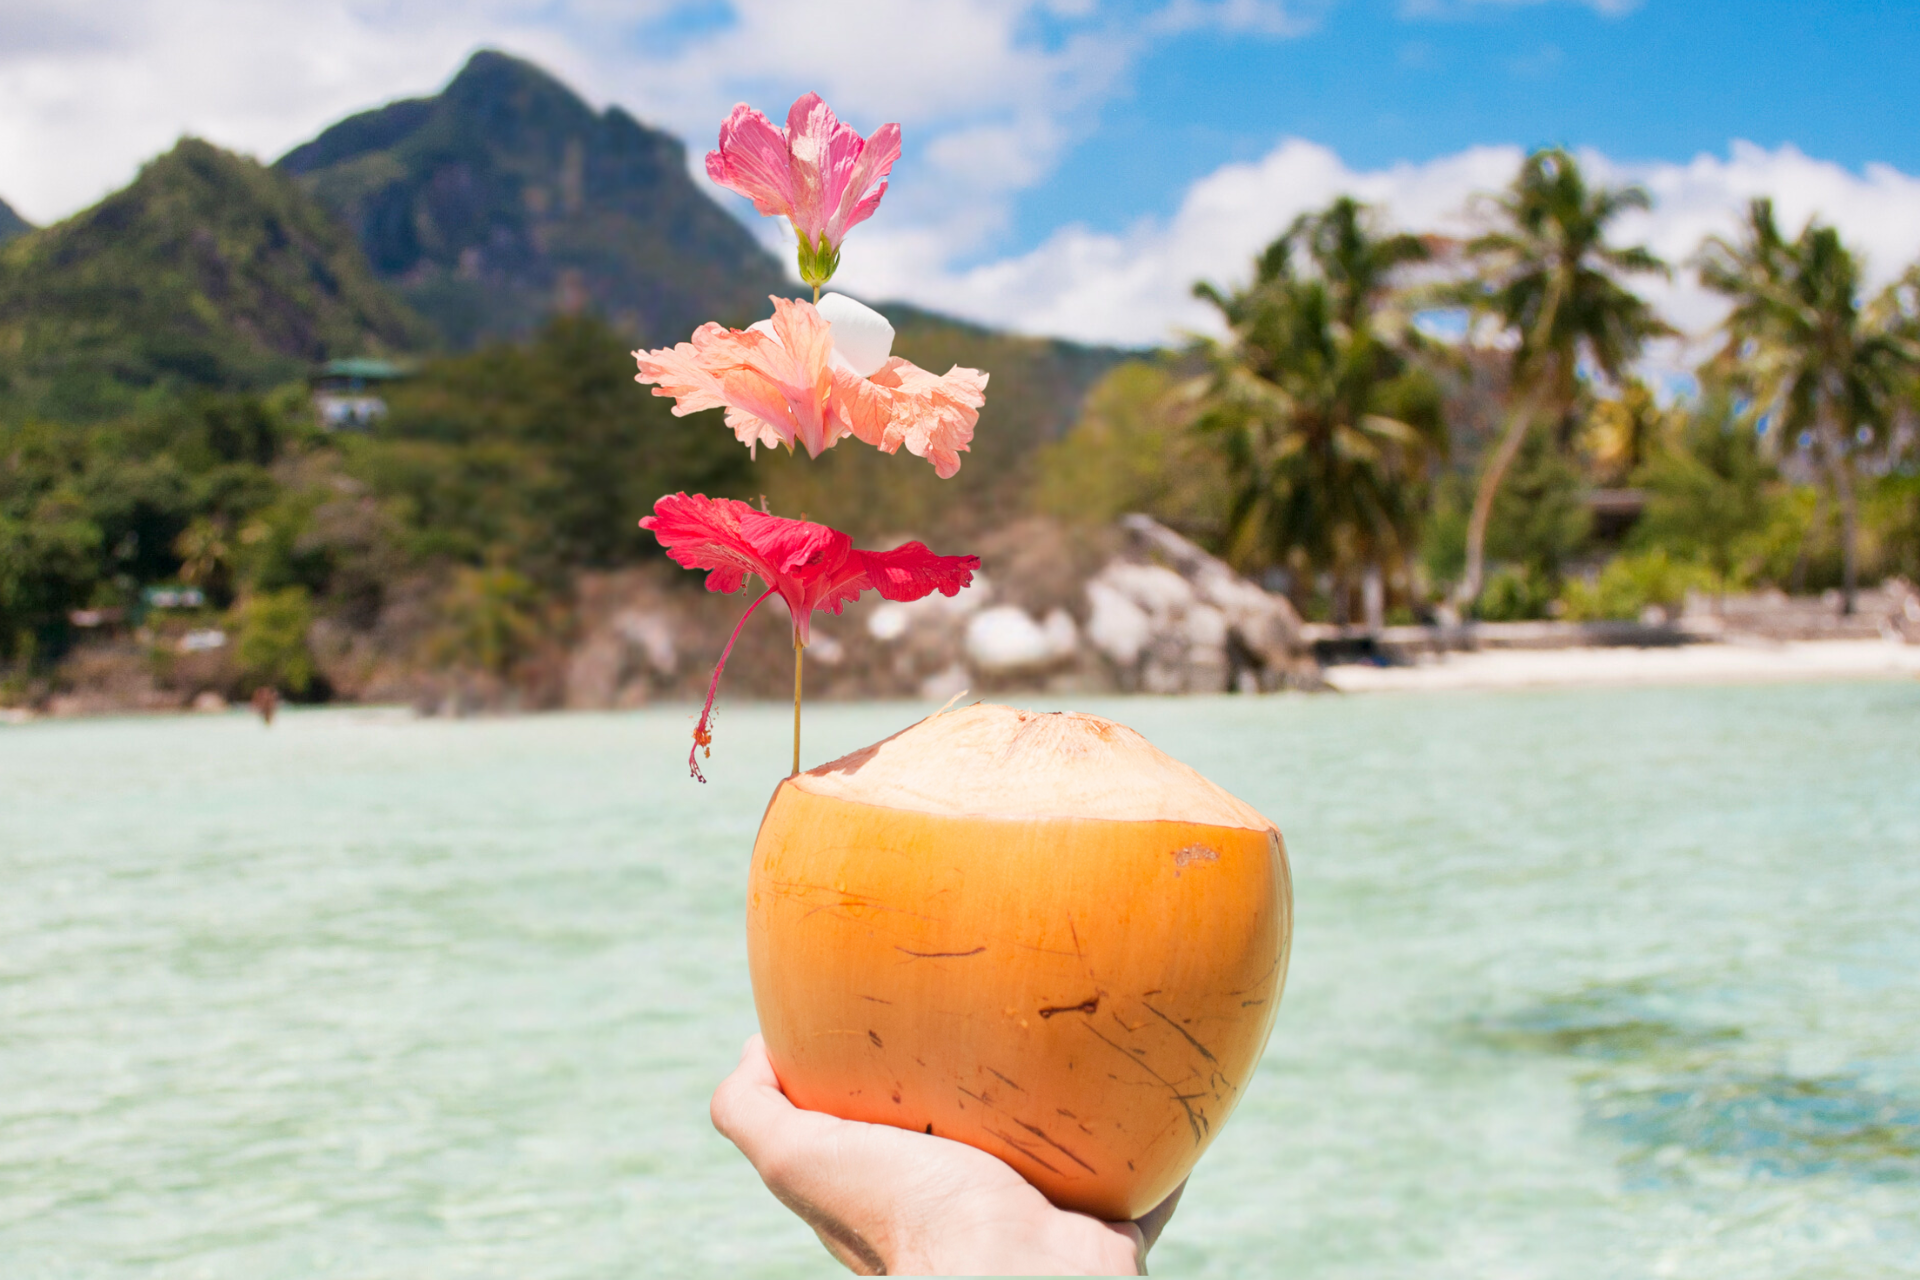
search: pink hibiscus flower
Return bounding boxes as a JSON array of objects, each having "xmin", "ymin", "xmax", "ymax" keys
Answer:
[
  {"xmin": 706, "ymin": 94, "xmax": 902, "ymax": 288},
  {"xmin": 640, "ymin": 492, "xmax": 978, "ymax": 780},
  {"xmin": 633, "ymin": 294, "xmax": 988, "ymax": 477}
]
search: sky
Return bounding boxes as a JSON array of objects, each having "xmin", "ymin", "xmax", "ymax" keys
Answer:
[{"xmin": 3, "ymin": 0, "xmax": 1919, "ymax": 358}]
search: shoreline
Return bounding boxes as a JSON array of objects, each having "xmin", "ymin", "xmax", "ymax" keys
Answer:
[{"xmin": 1321, "ymin": 637, "xmax": 1920, "ymax": 694}]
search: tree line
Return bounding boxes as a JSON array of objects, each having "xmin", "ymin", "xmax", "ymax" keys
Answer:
[
  {"xmin": 6, "ymin": 146, "xmax": 1920, "ymax": 705},
  {"xmin": 1045, "ymin": 149, "xmax": 1920, "ymax": 625}
]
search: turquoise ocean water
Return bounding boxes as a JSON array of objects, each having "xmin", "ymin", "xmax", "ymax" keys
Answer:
[{"xmin": 3, "ymin": 683, "xmax": 1918, "ymax": 1277}]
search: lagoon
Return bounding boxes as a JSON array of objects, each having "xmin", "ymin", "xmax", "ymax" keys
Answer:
[{"xmin": 3, "ymin": 684, "xmax": 1918, "ymax": 1277}]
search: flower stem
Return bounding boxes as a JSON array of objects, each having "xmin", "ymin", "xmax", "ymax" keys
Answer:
[
  {"xmin": 688, "ymin": 584, "xmax": 776, "ymax": 783},
  {"xmin": 791, "ymin": 637, "xmax": 804, "ymax": 776},
  {"xmin": 812, "ymin": 284, "xmax": 820, "ymax": 305}
]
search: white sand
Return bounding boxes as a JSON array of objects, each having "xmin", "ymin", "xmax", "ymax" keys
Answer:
[{"xmin": 1323, "ymin": 638, "xmax": 1920, "ymax": 694}]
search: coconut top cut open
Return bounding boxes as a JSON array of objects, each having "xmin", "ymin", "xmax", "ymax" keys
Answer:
[{"xmin": 794, "ymin": 702, "xmax": 1273, "ymax": 829}]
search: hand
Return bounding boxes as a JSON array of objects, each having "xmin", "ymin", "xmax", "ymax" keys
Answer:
[{"xmin": 711, "ymin": 1035, "xmax": 1183, "ymax": 1276}]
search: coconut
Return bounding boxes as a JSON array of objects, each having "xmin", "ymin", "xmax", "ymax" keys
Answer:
[{"xmin": 747, "ymin": 702, "xmax": 1292, "ymax": 1220}]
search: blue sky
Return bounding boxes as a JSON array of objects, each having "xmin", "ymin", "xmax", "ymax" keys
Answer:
[
  {"xmin": 1009, "ymin": 0, "xmax": 1920, "ymax": 253},
  {"xmin": 3, "ymin": 0, "xmax": 1918, "ymax": 349}
]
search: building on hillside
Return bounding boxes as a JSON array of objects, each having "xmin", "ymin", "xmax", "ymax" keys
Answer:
[
  {"xmin": 1585, "ymin": 488, "xmax": 1647, "ymax": 543},
  {"xmin": 311, "ymin": 358, "xmax": 413, "ymax": 430}
]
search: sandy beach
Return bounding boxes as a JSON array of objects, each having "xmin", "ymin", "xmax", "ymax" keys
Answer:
[{"xmin": 1323, "ymin": 638, "xmax": 1920, "ymax": 693}]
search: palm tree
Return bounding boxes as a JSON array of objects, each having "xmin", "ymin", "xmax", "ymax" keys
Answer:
[
  {"xmin": 1583, "ymin": 377, "xmax": 1670, "ymax": 487},
  {"xmin": 1192, "ymin": 198, "xmax": 1444, "ymax": 621},
  {"xmin": 1696, "ymin": 199, "xmax": 1920, "ymax": 613},
  {"xmin": 1456, "ymin": 149, "xmax": 1668, "ymax": 609}
]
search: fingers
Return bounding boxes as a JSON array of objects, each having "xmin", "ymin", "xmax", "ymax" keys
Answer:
[
  {"xmin": 1133, "ymin": 1178, "xmax": 1186, "ymax": 1256},
  {"xmin": 711, "ymin": 1034, "xmax": 799, "ymax": 1164}
]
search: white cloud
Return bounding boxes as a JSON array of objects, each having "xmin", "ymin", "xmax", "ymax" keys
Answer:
[
  {"xmin": 5, "ymin": 0, "xmax": 1916, "ymax": 387},
  {"xmin": 838, "ymin": 138, "xmax": 1920, "ymax": 372},
  {"xmin": 0, "ymin": 0, "xmax": 1171, "ymax": 240},
  {"xmin": 0, "ymin": 0, "xmax": 605, "ymax": 222},
  {"xmin": 1400, "ymin": 0, "xmax": 1641, "ymax": 17}
]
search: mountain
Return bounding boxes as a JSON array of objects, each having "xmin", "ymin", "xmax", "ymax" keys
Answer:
[
  {"xmin": 278, "ymin": 50, "xmax": 789, "ymax": 350},
  {"xmin": 0, "ymin": 197, "xmax": 30, "ymax": 245},
  {"xmin": 0, "ymin": 139, "xmax": 430, "ymax": 423}
]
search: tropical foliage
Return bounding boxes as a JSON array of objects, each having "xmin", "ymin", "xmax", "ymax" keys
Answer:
[
  {"xmin": 1189, "ymin": 197, "xmax": 1446, "ymax": 617},
  {"xmin": 1452, "ymin": 148, "xmax": 1669, "ymax": 610},
  {"xmin": 1696, "ymin": 199, "xmax": 1920, "ymax": 611},
  {"xmin": 9, "ymin": 109, "xmax": 1920, "ymax": 707}
]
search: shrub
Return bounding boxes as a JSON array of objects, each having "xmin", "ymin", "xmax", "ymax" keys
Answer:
[
  {"xmin": 233, "ymin": 586, "xmax": 316, "ymax": 695},
  {"xmin": 1475, "ymin": 567, "xmax": 1554, "ymax": 621},
  {"xmin": 1560, "ymin": 549, "xmax": 1712, "ymax": 622}
]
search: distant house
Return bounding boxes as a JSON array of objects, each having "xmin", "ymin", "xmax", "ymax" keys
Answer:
[
  {"xmin": 311, "ymin": 357, "xmax": 413, "ymax": 430},
  {"xmin": 1585, "ymin": 488, "xmax": 1648, "ymax": 542}
]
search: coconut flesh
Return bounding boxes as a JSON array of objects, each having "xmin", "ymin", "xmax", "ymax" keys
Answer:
[
  {"xmin": 747, "ymin": 703, "xmax": 1292, "ymax": 1219},
  {"xmin": 793, "ymin": 702, "xmax": 1273, "ymax": 828}
]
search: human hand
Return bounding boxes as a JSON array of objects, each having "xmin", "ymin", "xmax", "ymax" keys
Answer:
[{"xmin": 711, "ymin": 1034, "xmax": 1184, "ymax": 1276}]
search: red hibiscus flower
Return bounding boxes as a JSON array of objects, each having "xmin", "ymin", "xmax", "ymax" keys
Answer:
[{"xmin": 640, "ymin": 492, "xmax": 978, "ymax": 781}]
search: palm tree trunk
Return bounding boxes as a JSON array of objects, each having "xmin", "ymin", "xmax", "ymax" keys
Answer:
[
  {"xmin": 1790, "ymin": 485, "xmax": 1826, "ymax": 595},
  {"xmin": 1818, "ymin": 379, "xmax": 1858, "ymax": 615},
  {"xmin": 1460, "ymin": 397, "xmax": 1537, "ymax": 609}
]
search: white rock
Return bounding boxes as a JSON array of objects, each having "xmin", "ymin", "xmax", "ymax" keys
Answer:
[
  {"xmin": 614, "ymin": 611, "xmax": 677, "ymax": 675},
  {"xmin": 1098, "ymin": 562, "xmax": 1195, "ymax": 614},
  {"xmin": 1040, "ymin": 608, "xmax": 1080, "ymax": 659},
  {"xmin": 867, "ymin": 605, "xmax": 911, "ymax": 642},
  {"xmin": 816, "ymin": 292, "xmax": 895, "ymax": 377},
  {"xmin": 808, "ymin": 634, "xmax": 845, "ymax": 666},
  {"xmin": 1184, "ymin": 604, "xmax": 1228, "ymax": 648},
  {"xmin": 966, "ymin": 606, "xmax": 1056, "ymax": 672},
  {"xmin": 1085, "ymin": 582, "xmax": 1151, "ymax": 665},
  {"xmin": 917, "ymin": 663, "xmax": 970, "ymax": 702},
  {"xmin": 867, "ymin": 573, "xmax": 993, "ymax": 642}
]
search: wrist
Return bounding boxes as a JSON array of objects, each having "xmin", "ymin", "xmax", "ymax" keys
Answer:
[{"xmin": 885, "ymin": 1213, "xmax": 1141, "ymax": 1276}]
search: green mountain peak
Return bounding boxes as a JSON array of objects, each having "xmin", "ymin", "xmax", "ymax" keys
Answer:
[
  {"xmin": 0, "ymin": 137, "xmax": 430, "ymax": 423},
  {"xmin": 0, "ymin": 196, "xmax": 31, "ymax": 245},
  {"xmin": 278, "ymin": 48, "xmax": 790, "ymax": 349}
]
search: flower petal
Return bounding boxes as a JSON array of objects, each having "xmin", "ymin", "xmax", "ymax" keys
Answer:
[
  {"xmin": 706, "ymin": 103, "xmax": 797, "ymax": 219},
  {"xmin": 707, "ymin": 94, "xmax": 899, "ymax": 255},
  {"xmin": 635, "ymin": 299, "xmax": 851, "ymax": 458},
  {"xmin": 833, "ymin": 357, "xmax": 989, "ymax": 477},
  {"xmin": 782, "ymin": 93, "xmax": 837, "ymax": 243},
  {"xmin": 829, "ymin": 363, "xmax": 896, "ymax": 449},
  {"xmin": 824, "ymin": 121, "xmax": 901, "ymax": 246},
  {"xmin": 637, "ymin": 492, "xmax": 765, "ymax": 596},
  {"xmin": 632, "ymin": 325, "xmax": 732, "ymax": 416},
  {"xmin": 889, "ymin": 363, "xmax": 988, "ymax": 479},
  {"xmin": 738, "ymin": 508, "xmax": 842, "ymax": 576},
  {"xmin": 855, "ymin": 541, "xmax": 980, "ymax": 603}
]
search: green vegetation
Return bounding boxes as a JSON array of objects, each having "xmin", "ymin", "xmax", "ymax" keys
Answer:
[
  {"xmin": 234, "ymin": 587, "xmax": 316, "ymax": 694},
  {"xmin": 1188, "ymin": 198, "xmax": 1445, "ymax": 617},
  {"xmin": 1632, "ymin": 392, "xmax": 1776, "ymax": 597},
  {"xmin": 1033, "ymin": 361, "xmax": 1226, "ymax": 535},
  {"xmin": 1452, "ymin": 148, "xmax": 1669, "ymax": 610},
  {"xmin": 0, "ymin": 196, "xmax": 30, "ymax": 245},
  {"xmin": 1560, "ymin": 550, "xmax": 1711, "ymax": 622},
  {"xmin": 1697, "ymin": 200, "xmax": 1920, "ymax": 612},
  {"xmin": 0, "ymin": 140, "xmax": 428, "ymax": 426}
]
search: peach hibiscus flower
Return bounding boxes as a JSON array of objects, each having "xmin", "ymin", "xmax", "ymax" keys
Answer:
[
  {"xmin": 632, "ymin": 293, "xmax": 988, "ymax": 478},
  {"xmin": 706, "ymin": 93, "xmax": 902, "ymax": 288}
]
